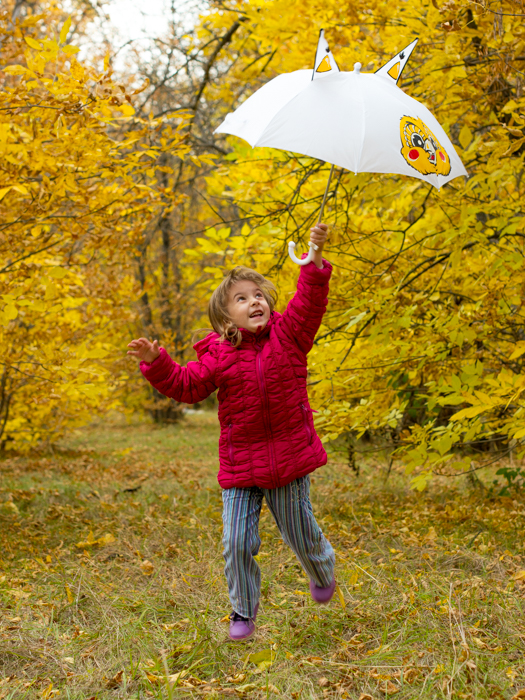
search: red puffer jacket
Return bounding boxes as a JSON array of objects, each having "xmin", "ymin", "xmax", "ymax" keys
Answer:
[{"xmin": 140, "ymin": 259, "xmax": 332, "ymax": 489}]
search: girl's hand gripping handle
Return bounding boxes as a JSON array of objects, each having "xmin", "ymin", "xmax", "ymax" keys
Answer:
[{"xmin": 127, "ymin": 337, "xmax": 161, "ymax": 364}]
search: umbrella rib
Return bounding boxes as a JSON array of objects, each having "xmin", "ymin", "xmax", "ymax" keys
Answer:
[{"xmin": 356, "ymin": 78, "xmax": 366, "ymax": 174}]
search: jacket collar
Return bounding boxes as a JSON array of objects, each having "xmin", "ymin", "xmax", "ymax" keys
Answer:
[{"xmin": 239, "ymin": 312, "xmax": 275, "ymax": 344}]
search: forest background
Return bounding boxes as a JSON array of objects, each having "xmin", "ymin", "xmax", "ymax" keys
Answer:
[
  {"xmin": 1, "ymin": 0, "xmax": 525, "ymax": 486},
  {"xmin": 2, "ymin": 1, "xmax": 525, "ymax": 699}
]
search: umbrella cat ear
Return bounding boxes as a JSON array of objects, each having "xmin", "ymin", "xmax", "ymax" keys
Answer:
[
  {"xmin": 312, "ymin": 29, "xmax": 340, "ymax": 80},
  {"xmin": 375, "ymin": 38, "xmax": 418, "ymax": 83}
]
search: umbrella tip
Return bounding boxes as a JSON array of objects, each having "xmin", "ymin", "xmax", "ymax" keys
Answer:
[{"xmin": 353, "ymin": 62, "xmax": 362, "ymax": 74}]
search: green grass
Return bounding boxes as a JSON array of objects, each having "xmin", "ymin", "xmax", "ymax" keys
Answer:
[{"xmin": 1, "ymin": 413, "xmax": 525, "ymax": 699}]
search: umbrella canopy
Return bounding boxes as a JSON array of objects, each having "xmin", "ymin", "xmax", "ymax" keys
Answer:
[
  {"xmin": 215, "ymin": 34, "xmax": 467, "ymax": 190},
  {"xmin": 215, "ymin": 31, "xmax": 468, "ymax": 263}
]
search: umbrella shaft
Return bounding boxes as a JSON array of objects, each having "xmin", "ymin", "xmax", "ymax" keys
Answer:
[{"xmin": 319, "ymin": 163, "xmax": 335, "ymax": 222}]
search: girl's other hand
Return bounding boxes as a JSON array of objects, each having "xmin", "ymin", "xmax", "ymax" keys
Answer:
[{"xmin": 127, "ymin": 338, "xmax": 160, "ymax": 363}]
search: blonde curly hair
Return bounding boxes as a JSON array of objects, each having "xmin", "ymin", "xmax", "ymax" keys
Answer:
[{"xmin": 205, "ymin": 266, "xmax": 277, "ymax": 347}]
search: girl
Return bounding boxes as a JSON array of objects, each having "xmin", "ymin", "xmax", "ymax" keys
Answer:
[{"xmin": 127, "ymin": 223, "xmax": 335, "ymax": 641}]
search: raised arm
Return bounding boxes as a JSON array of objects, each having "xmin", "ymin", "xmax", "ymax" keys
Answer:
[
  {"xmin": 279, "ymin": 257, "xmax": 332, "ymax": 355},
  {"xmin": 138, "ymin": 346, "xmax": 218, "ymax": 404},
  {"xmin": 279, "ymin": 223, "xmax": 332, "ymax": 354}
]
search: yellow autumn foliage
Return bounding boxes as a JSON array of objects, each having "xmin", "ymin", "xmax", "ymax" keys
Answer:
[
  {"xmin": 190, "ymin": 0, "xmax": 525, "ymax": 487},
  {"xmin": 0, "ymin": 3, "xmax": 194, "ymax": 450}
]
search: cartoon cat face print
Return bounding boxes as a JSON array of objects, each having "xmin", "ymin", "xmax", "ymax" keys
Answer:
[{"xmin": 400, "ymin": 116, "xmax": 451, "ymax": 176}]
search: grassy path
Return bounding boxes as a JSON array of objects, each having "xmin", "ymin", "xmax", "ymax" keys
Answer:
[{"xmin": 1, "ymin": 413, "xmax": 525, "ymax": 699}]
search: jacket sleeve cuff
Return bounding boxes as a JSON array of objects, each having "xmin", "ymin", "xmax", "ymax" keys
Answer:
[
  {"xmin": 299, "ymin": 257, "xmax": 332, "ymax": 285},
  {"xmin": 140, "ymin": 347, "xmax": 170, "ymax": 379}
]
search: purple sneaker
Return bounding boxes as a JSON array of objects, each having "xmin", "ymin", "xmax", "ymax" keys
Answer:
[
  {"xmin": 310, "ymin": 577, "xmax": 336, "ymax": 604},
  {"xmin": 229, "ymin": 603, "xmax": 259, "ymax": 641}
]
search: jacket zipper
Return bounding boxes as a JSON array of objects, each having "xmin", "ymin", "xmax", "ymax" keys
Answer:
[
  {"xmin": 300, "ymin": 403, "xmax": 313, "ymax": 445},
  {"xmin": 227, "ymin": 423, "xmax": 235, "ymax": 466},
  {"xmin": 255, "ymin": 343, "xmax": 279, "ymax": 488}
]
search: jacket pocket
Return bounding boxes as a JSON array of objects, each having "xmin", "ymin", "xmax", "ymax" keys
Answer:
[
  {"xmin": 299, "ymin": 404, "xmax": 313, "ymax": 445},
  {"xmin": 227, "ymin": 423, "xmax": 235, "ymax": 465}
]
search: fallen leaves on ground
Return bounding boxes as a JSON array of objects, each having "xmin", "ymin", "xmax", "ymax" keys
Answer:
[
  {"xmin": 140, "ymin": 559, "xmax": 154, "ymax": 575},
  {"xmin": 75, "ymin": 532, "xmax": 116, "ymax": 549},
  {"xmin": 2, "ymin": 414, "xmax": 525, "ymax": 699},
  {"xmin": 246, "ymin": 648, "xmax": 276, "ymax": 672}
]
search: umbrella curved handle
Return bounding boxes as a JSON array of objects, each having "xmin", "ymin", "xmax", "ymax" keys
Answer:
[{"xmin": 288, "ymin": 241, "xmax": 319, "ymax": 266}]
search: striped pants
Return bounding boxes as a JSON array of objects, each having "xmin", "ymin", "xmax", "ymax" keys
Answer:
[{"xmin": 222, "ymin": 475, "xmax": 335, "ymax": 618}]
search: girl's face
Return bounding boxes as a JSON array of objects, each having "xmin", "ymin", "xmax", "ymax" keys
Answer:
[{"xmin": 227, "ymin": 280, "xmax": 270, "ymax": 333}]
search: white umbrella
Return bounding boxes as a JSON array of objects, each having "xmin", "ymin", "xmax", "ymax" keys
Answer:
[{"xmin": 215, "ymin": 31, "xmax": 468, "ymax": 265}]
